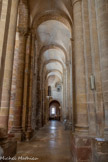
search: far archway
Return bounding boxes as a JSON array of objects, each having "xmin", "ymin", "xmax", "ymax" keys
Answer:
[{"xmin": 49, "ymin": 100, "xmax": 61, "ymax": 121}]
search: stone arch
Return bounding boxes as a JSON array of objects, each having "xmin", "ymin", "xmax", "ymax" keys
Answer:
[
  {"xmin": 45, "ymin": 69, "xmax": 63, "ymax": 80},
  {"xmin": 38, "ymin": 44, "xmax": 68, "ymax": 62},
  {"xmin": 49, "ymin": 100, "xmax": 60, "ymax": 106},
  {"xmin": 47, "ymin": 74, "xmax": 62, "ymax": 83},
  {"xmin": 32, "ymin": 10, "xmax": 72, "ymax": 32},
  {"xmin": 42, "ymin": 59, "xmax": 65, "ymax": 70},
  {"xmin": 49, "ymin": 99, "xmax": 61, "ymax": 121}
]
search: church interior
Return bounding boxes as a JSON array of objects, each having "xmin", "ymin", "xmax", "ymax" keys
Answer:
[{"xmin": 0, "ymin": 0, "xmax": 108, "ymax": 161}]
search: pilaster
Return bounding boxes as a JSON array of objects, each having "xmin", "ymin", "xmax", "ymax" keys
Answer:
[
  {"xmin": 25, "ymin": 32, "xmax": 35, "ymax": 141},
  {"xmin": 95, "ymin": 0, "xmax": 108, "ymax": 140},
  {"xmin": 0, "ymin": 0, "xmax": 19, "ymax": 130},
  {"xmin": 72, "ymin": 0, "xmax": 88, "ymax": 134},
  {"xmin": 11, "ymin": 28, "xmax": 28, "ymax": 141}
]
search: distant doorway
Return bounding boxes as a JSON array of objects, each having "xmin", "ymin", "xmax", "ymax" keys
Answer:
[{"xmin": 49, "ymin": 100, "xmax": 61, "ymax": 121}]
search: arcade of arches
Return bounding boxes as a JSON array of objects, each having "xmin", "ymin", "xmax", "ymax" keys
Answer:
[{"xmin": 0, "ymin": 0, "xmax": 108, "ymax": 161}]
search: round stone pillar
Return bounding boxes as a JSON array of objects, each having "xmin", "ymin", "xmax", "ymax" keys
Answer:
[
  {"xmin": 72, "ymin": 0, "xmax": 88, "ymax": 134},
  {"xmin": 11, "ymin": 0, "xmax": 29, "ymax": 140},
  {"xmin": 0, "ymin": 0, "xmax": 19, "ymax": 130},
  {"xmin": 69, "ymin": 61, "xmax": 73, "ymax": 125},
  {"xmin": 66, "ymin": 62, "xmax": 71, "ymax": 122},
  {"xmin": 11, "ymin": 30, "xmax": 27, "ymax": 140},
  {"xmin": 36, "ymin": 60, "xmax": 42, "ymax": 129},
  {"xmin": 63, "ymin": 69, "xmax": 68, "ymax": 120},
  {"xmin": 22, "ymin": 33, "xmax": 31, "ymax": 132},
  {"xmin": 95, "ymin": 0, "xmax": 108, "ymax": 138},
  {"xmin": 26, "ymin": 34, "xmax": 35, "ymax": 140}
]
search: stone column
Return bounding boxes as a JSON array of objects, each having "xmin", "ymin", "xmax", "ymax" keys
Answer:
[
  {"xmin": 8, "ymin": 31, "xmax": 19, "ymax": 132},
  {"xmin": 31, "ymin": 39, "xmax": 37, "ymax": 130},
  {"xmin": 82, "ymin": 0, "xmax": 98, "ymax": 136},
  {"xmin": 0, "ymin": 0, "xmax": 19, "ymax": 130},
  {"xmin": 42, "ymin": 73, "xmax": 45, "ymax": 126},
  {"xmin": 62, "ymin": 69, "xmax": 68, "ymax": 120},
  {"xmin": 66, "ymin": 60, "xmax": 73, "ymax": 129},
  {"xmin": 73, "ymin": 0, "xmax": 88, "ymax": 134},
  {"xmin": 0, "ymin": 0, "xmax": 10, "ymax": 69},
  {"xmin": 62, "ymin": 71, "xmax": 65, "ymax": 121},
  {"xmin": 95, "ymin": 0, "xmax": 108, "ymax": 138},
  {"xmin": 26, "ymin": 34, "xmax": 35, "ymax": 140},
  {"xmin": 66, "ymin": 62, "xmax": 70, "ymax": 121},
  {"xmin": 71, "ymin": 38, "xmax": 76, "ymax": 131},
  {"xmin": 36, "ymin": 59, "xmax": 42, "ymax": 129},
  {"xmin": 11, "ymin": 29, "xmax": 27, "ymax": 140},
  {"xmin": 10, "ymin": 0, "xmax": 28, "ymax": 140},
  {"xmin": 83, "ymin": 0, "xmax": 104, "ymax": 137},
  {"xmin": 67, "ymin": 61, "xmax": 72, "ymax": 123},
  {"xmin": 22, "ymin": 33, "xmax": 31, "ymax": 133},
  {"xmin": 45, "ymin": 87, "xmax": 48, "ymax": 124},
  {"xmin": 65, "ymin": 61, "xmax": 72, "ymax": 129},
  {"xmin": 69, "ymin": 54, "xmax": 73, "ymax": 128}
]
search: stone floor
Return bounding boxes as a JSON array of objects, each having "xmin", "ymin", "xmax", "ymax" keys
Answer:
[{"xmin": 11, "ymin": 121, "xmax": 72, "ymax": 162}]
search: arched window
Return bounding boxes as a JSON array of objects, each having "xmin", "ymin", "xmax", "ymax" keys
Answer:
[{"xmin": 51, "ymin": 107, "xmax": 56, "ymax": 115}]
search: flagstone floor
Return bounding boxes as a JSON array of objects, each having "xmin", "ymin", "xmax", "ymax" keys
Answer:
[{"xmin": 11, "ymin": 121, "xmax": 72, "ymax": 162}]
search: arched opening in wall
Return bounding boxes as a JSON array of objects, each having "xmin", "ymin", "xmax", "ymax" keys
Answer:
[
  {"xmin": 33, "ymin": 3, "xmax": 73, "ymax": 128},
  {"xmin": 49, "ymin": 100, "xmax": 61, "ymax": 121}
]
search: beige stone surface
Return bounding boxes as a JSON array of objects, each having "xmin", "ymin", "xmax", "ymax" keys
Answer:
[{"xmin": 0, "ymin": 0, "xmax": 108, "ymax": 161}]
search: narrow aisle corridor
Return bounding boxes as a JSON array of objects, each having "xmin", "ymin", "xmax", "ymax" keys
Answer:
[
  {"xmin": 12, "ymin": 121, "xmax": 72, "ymax": 162},
  {"xmin": 0, "ymin": 1, "xmax": 108, "ymax": 161}
]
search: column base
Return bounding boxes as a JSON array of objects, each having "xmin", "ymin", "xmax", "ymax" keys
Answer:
[
  {"xmin": 92, "ymin": 138, "xmax": 108, "ymax": 162},
  {"xmin": 70, "ymin": 133, "xmax": 92, "ymax": 162},
  {"xmin": 10, "ymin": 128, "xmax": 25, "ymax": 141},
  {"xmin": 25, "ymin": 130, "xmax": 34, "ymax": 141},
  {"xmin": 0, "ymin": 128, "xmax": 17, "ymax": 161},
  {"xmin": 70, "ymin": 133, "xmax": 108, "ymax": 162},
  {"xmin": 0, "ymin": 128, "xmax": 8, "ymax": 149},
  {"xmin": 13, "ymin": 132, "xmax": 25, "ymax": 141},
  {"xmin": 64, "ymin": 121, "xmax": 73, "ymax": 130},
  {"xmin": 75, "ymin": 124, "xmax": 89, "ymax": 135},
  {"xmin": 104, "ymin": 127, "xmax": 108, "ymax": 140},
  {"xmin": 0, "ymin": 141, "xmax": 17, "ymax": 162}
]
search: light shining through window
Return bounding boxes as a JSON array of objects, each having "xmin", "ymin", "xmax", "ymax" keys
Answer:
[{"xmin": 51, "ymin": 107, "xmax": 56, "ymax": 115}]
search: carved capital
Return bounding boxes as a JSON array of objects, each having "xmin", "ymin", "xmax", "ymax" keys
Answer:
[{"xmin": 17, "ymin": 27, "xmax": 28, "ymax": 36}]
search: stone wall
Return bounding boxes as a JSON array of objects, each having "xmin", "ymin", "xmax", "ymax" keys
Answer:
[
  {"xmin": 8, "ymin": 31, "xmax": 19, "ymax": 132},
  {"xmin": 95, "ymin": 0, "xmax": 108, "ymax": 139},
  {"xmin": 92, "ymin": 138, "xmax": 108, "ymax": 162},
  {"xmin": 0, "ymin": 0, "xmax": 2, "ymax": 18},
  {"xmin": 70, "ymin": 0, "xmax": 108, "ymax": 161}
]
